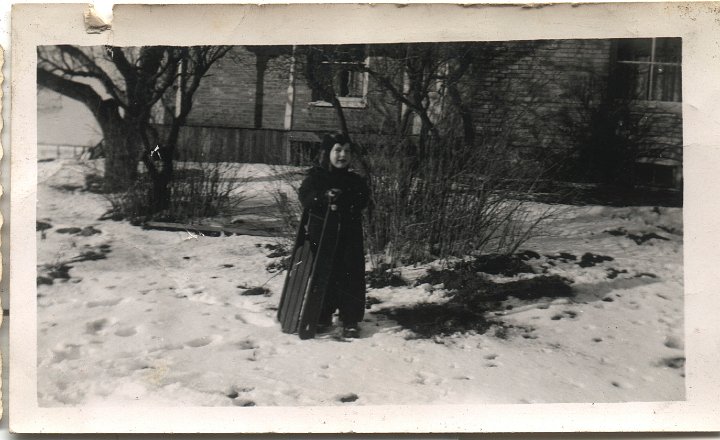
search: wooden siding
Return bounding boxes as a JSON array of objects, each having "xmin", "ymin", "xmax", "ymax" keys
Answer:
[{"xmin": 158, "ymin": 125, "xmax": 290, "ymax": 164}]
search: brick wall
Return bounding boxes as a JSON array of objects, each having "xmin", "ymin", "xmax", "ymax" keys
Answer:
[
  {"xmin": 188, "ymin": 46, "xmax": 259, "ymax": 128},
  {"xmin": 188, "ymin": 46, "xmax": 400, "ymax": 144},
  {"xmin": 462, "ymin": 39, "xmax": 614, "ymax": 149},
  {"xmin": 185, "ymin": 41, "xmax": 682, "ymax": 186}
]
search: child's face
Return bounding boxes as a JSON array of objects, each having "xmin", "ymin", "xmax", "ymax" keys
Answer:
[{"xmin": 329, "ymin": 143, "xmax": 352, "ymax": 169}]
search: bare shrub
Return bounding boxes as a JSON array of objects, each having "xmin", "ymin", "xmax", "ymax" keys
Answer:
[
  {"xmin": 268, "ymin": 165, "xmax": 305, "ymax": 238},
  {"xmin": 104, "ymin": 157, "xmax": 251, "ymax": 224},
  {"xmin": 362, "ymin": 134, "xmax": 558, "ymax": 268}
]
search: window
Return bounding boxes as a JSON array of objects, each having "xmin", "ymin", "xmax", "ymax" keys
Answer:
[
  {"xmin": 613, "ymin": 38, "xmax": 681, "ymax": 102},
  {"xmin": 310, "ymin": 45, "xmax": 369, "ymax": 108}
]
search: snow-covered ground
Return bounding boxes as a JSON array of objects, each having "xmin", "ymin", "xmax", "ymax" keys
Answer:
[{"xmin": 36, "ymin": 153, "xmax": 685, "ymax": 407}]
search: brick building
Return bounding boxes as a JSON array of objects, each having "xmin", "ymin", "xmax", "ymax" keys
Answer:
[
  {"xmin": 170, "ymin": 38, "xmax": 681, "ymax": 188},
  {"xmin": 38, "ymin": 39, "xmax": 680, "ymax": 188}
]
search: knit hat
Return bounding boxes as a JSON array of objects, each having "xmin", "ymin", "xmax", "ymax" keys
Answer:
[{"xmin": 319, "ymin": 132, "xmax": 353, "ymax": 170}]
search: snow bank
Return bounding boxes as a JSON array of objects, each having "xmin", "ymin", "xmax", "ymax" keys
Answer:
[{"xmin": 36, "ymin": 157, "xmax": 685, "ymax": 406}]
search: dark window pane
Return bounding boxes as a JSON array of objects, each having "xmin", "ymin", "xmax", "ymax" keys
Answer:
[
  {"xmin": 617, "ymin": 38, "xmax": 652, "ymax": 62},
  {"xmin": 335, "ymin": 70, "xmax": 350, "ymax": 97},
  {"xmin": 335, "ymin": 44, "xmax": 366, "ymax": 63},
  {"xmin": 636, "ymin": 163, "xmax": 677, "ymax": 187},
  {"xmin": 334, "ymin": 69, "xmax": 365, "ymax": 98},
  {"xmin": 347, "ymin": 71, "xmax": 365, "ymax": 97},
  {"xmin": 651, "ymin": 64, "xmax": 682, "ymax": 102},
  {"xmin": 654, "ymin": 37, "xmax": 682, "ymax": 63},
  {"xmin": 614, "ymin": 63, "xmax": 650, "ymax": 99}
]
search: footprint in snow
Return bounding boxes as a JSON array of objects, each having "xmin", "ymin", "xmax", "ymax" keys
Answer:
[
  {"xmin": 226, "ymin": 386, "xmax": 254, "ymax": 399},
  {"xmin": 51, "ymin": 343, "xmax": 83, "ymax": 362},
  {"xmin": 232, "ymin": 399, "xmax": 256, "ymax": 407},
  {"xmin": 235, "ymin": 339, "xmax": 258, "ymax": 350},
  {"xmin": 661, "ymin": 356, "xmax": 685, "ymax": 369},
  {"xmin": 413, "ymin": 372, "xmax": 443, "ymax": 385},
  {"xmin": 233, "ymin": 311, "xmax": 276, "ymax": 328},
  {"xmin": 115, "ymin": 326, "xmax": 138, "ymax": 337},
  {"xmin": 664, "ymin": 335, "xmax": 684, "ymax": 350},
  {"xmin": 185, "ymin": 335, "xmax": 220, "ymax": 348},
  {"xmin": 551, "ymin": 310, "xmax": 578, "ymax": 321},
  {"xmin": 85, "ymin": 318, "xmax": 114, "ymax": 335},
  {"xmin": 611, "ymin": 380, "xmax": 635, "ymax": 389},
  {"xmin": 86, "ymin": 298, "xmax": 123, "ymax": 308}
]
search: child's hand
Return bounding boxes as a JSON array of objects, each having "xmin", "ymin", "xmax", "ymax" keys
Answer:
[{"xmin": 325, "ymin": 188, "xmax": 343, "ymax": 202}]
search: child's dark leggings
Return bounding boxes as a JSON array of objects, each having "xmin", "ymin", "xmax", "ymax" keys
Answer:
[{"xmin": 319, "ymin": 259, "xmax": 365, "ymax": 326}]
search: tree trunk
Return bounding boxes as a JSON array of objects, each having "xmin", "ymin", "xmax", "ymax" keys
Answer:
[
  {"xmin": 329, "ymin": 96, "xmax": 350, "ymax": 138},
  {"xmin": 447, "ymin": 83, "xmax": 475, "ymax": 147},
  {"xmin": 151, "ymin": 170, "xmax": 172, "ymax": 213},
  {"xmin": 103, "ymin": 123, "xmax": 141, "ymax": 192}
]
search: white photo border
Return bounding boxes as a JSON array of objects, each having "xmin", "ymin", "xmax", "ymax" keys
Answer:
[{"xmin": 10, "ymin": 2, "xmax": 720, "ymax": 433}]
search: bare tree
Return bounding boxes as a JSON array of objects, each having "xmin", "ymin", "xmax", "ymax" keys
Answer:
[
  {"xmin": 37, "ymin": 45, "xmax": 232, "ymax": 212},
  {"xmin": 292, "ymin": 42, "xmax": 555, "ymax": 267}
]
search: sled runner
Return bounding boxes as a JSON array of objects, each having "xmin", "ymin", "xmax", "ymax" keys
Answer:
[{"xmin": 277, "ymin": 204, "xmax": 341, "ymax": 339}]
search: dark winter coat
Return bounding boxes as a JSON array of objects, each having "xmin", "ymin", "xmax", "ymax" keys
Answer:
[{"xmin": 298, "ymin": 166, "xmax": 370, "ymax": 325}]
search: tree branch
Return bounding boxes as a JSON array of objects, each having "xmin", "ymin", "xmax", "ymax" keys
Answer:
[
  {"xmin": 37, "ymin": 68, "xmax": 105, "ymax": 114},
  {"xmin": 55, "ymin": 45, "xmax": 127, "ymax": 107}
]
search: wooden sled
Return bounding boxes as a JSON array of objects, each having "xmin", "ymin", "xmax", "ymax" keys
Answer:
[{"xmin": 277, "ymin": 204, "xmax": 340, "ymax": 339}]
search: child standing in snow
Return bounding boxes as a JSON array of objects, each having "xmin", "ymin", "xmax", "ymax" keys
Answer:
[{"xmin": 298, "ymin": 133, "xmax": 370, "ymax": 338}]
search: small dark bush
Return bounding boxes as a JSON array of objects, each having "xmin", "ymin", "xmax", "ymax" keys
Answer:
[
  {"xmin": 43, "ymin": 263, "xmax": 72, "ymax": 281},
  {"xmin": 366, "ymin": 264, "xmax": 407, "ymax": 288},
  {"xmin": 420, "ymin": 268, "xmax": 491, "ymax": 293},
  {"xmin": 338, "ymin": 393, "xmax": 359, "ymax": 403},
  {"xmin": 36, "ymin": 221, "xmax": 53, "ymax": 232},
  {"xmin": 467, "ymin": 254, "xmax": 535, "ymax": 276},
  {"xmin": 403, "ymin": 260, "xmax": 574, "ymax": 337},
  {"xmin": 80, "ymin": 226, "xmax": 102, "ymax": 236},
  {"xmin": 382, "ymin": 302, "xmax": 496, "ymax": 338},
  {"xmin": 72, "ymin": 250, "xmax": 107, "ymax": 262},
  {"xmin": 606, "ymin": 268, "xmax": 628, "ymax": 279},
  {"xmin": 266, "ymin": 257, "xmax": 291, "ymax": 273},
  {"xmin": 53, "ymin": 184, "xmax": 83, "ymax": 192},
  {"xmin": 518, "ymin": 250, "xmax": 541, "ymax": 260},
  {"xmin": 578, "ymin": 253, "xmax": 614, "ymax": 268},
  {"xmin": 84, "ymin": 173, "xmax": 106, "ymax": 194},
  {"xmin": 627, "ymin": 232, "xmax": 669, "ymax": 245},
  {"xmin": 37, "ymin": 276, "xmax": 54, "ymax": 286},
  {"xmin": 241, "ymin": 286, "xmax": 272, "ymax": 296},
  {"xmin": 365, "ymin": 296, "xmax": 382, "ymax": 309},
  {"xmin": 264, "ymin": 243, "xmax": 290, "ymax": 258},
  {"xmin": 451, "ymin": 275, "xmax": 574, "ymax": 309},
  {"xmin": 546, "ymin": 252, "xmax": 577, "ymax": 262}
]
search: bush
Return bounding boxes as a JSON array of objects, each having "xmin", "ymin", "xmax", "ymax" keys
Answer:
[
  {"xmin": 105, "ymin": 158, "xmax": 250, "ymax": 224},
  {"xmin": 267, "ymin": 166, "xmax": 305, "ymax": 238},
  {"xmin": 361, "ymin": 134, "xmax": 557, "ymax": 267},
  {"xmin": 366, "ymin": 263, "xmax": 407, "ymax": 288}
]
